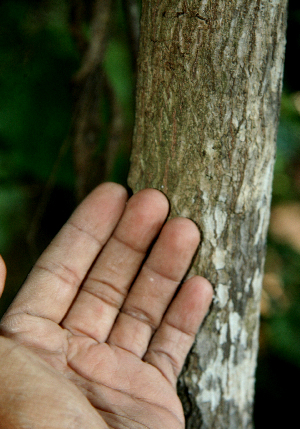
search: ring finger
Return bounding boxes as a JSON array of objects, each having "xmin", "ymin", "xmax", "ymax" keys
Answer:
[{"xmin": 107, "ymin": 217, "xmax": 201, "ymax": 358}]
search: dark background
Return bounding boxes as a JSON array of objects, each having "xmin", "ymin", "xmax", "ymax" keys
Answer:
[{"xmin": 0, "ymin": 1, "xmax": 299, "ymax": 427}]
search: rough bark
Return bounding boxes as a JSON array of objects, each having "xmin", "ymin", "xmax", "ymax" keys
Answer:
[{"xmin": 128, "ymin": 1, "xmax": 288, "ymax": 428}]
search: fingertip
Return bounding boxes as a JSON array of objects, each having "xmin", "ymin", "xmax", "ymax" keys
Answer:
[
  {"xmin": 176, "ymin": 217, "xmax": 201, "ymax": 241},
  {"xmin": 70, "ymin": 182, "xmax": 129, "ymax": 233},
  {"xmin": 0, "ymin": 255, "xmax": 6, "ymax": 276},
  {"xmin": 133, "ymin": 188, "xmax": 170, "ymax": 214},
  {"xmin": 0, "ymin": 255, "xmax": 7, "ymax": 298},
  {"xmin": 195, "ymin": 275, "xmax": 214, "ymax": 299},
  {"xmin": 123, "ymin": 188, "xmax": 170, "ymax": 232},
  {"xmin": 185, "ymin": 275, "xmax": 214, "ymax": 309},
  {"xmin": 84, "ymin": 182, "xmax": 129, "ymax": 210},
  {"xmin": 162, "ymin": 217, "xmax": 201, "ymax": 251},
  {"xmin": 94, "ymin": 182, "xmax": 128, "ymax": 201}
]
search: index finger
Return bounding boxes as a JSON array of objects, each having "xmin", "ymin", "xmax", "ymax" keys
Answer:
[{"xmin": 3, "ymin": 183, "xmax": 128, "ymax": 323}]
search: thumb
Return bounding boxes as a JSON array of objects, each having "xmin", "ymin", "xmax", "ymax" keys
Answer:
[{"xmin": 0, "ymin": 256, "xmax": 7, "ymax": 299}]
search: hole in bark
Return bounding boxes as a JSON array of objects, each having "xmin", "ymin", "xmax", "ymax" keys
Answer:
[{"xmin": 195, "ymin": 13, "xmax": 208, "ymax": 23}]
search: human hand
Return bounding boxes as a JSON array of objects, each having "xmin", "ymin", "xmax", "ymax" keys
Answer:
[{"xmin": 0, "ymin": 183, "xmax": 213, "ymax": 429}]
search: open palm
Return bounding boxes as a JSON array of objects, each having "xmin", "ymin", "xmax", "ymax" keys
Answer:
[{"xmin": 0, "ymin": 183, "xmax": 213, "ymax": 429}]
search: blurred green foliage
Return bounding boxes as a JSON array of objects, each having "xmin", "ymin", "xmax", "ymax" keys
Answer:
[
  {"xmin": 0, "ymin": 0, "xmax": 77, "ymax": 187},
  {"xmin": 0, "ymin": 0, "xmax": 138, "ymax": 312},
  {"xmin": 254, "ymin": 2, "xmax": 300, "ymax": 425},
  {"xmin": 0, "ymin": 0, "xmax": 300, "ymax": 426},
  {"xmin": 265, "ymin": 0, "xmax": 300, "ymax": 368}
]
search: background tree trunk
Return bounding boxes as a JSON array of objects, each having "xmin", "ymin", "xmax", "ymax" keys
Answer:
[
  {"xmin": 71, "ymin": 0, "xmax": 112, "ymax": 201},
  {"xmin": 128, "ymin": 1, "xmax": 288, "ymax": 427}
]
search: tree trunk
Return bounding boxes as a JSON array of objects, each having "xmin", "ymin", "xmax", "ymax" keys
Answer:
[{"xmin": 128, "ymin": 1, "xmax": 288, "ymax": 428}]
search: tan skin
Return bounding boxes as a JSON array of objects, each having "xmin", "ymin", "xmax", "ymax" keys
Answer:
[{"xmin": 0, "ymin": 183, "xmax": 213, "ymax": 429}]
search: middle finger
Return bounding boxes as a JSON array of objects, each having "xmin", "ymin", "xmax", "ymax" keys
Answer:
[{"xmin": 62, "ymin": 189, "xmax": 169, "ymax": 341}]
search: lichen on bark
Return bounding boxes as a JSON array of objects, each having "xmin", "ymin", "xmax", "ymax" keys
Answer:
[{"xmin": 128, "ymin": 0, "xmax": 288, "ymax": 427}]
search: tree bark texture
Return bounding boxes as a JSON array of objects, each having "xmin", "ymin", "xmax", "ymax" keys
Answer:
[{"xmin": 128, "ymin": 1, "xmax": 288, "ymax": 428}]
